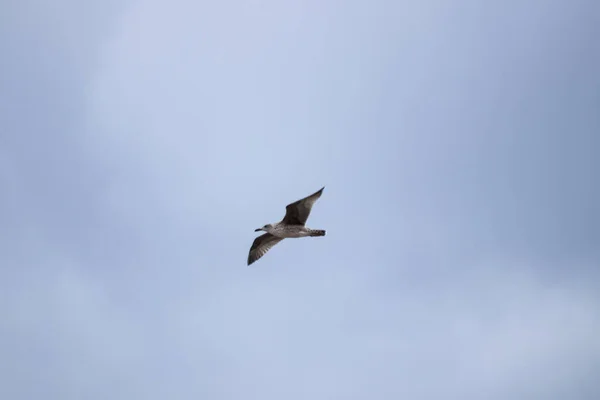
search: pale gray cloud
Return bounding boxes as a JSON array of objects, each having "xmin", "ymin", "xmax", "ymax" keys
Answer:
[{"xmin": 1, "ymin": 0, "xmax": 599, "ymax": 399}]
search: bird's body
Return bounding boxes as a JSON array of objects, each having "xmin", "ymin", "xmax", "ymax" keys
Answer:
[
  {"xmin": 247, "ymin": 186, "xmax": 326, "ymax": 265},
  {"xmin": 263, "ymin": 222, "xmax": 325, "ymax": 239}
]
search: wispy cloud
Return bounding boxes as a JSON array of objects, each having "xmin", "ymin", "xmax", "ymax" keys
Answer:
[{"xmin": 1, "ymin": 0, "xmax": 599, "ymax": 399}]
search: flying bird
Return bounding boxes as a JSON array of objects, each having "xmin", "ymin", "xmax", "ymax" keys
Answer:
[{"xmin": 247, "ymin": 186, "xmax": 326, "ymax": 265}]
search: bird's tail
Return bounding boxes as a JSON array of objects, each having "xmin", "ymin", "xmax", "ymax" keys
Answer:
[{"xmin": 309, "ymin": 229, "xmax": 326, "ymax": 237}]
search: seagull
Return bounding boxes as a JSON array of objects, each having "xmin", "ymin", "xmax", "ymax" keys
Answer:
[{"xmin": 247, "ymin": 186, "xmax": 326, "ymax": 265}]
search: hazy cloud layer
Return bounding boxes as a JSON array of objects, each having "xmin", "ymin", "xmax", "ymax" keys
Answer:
[{"xmin": 2, "ymin": 1, "xmax": 599, "ymax": 399}]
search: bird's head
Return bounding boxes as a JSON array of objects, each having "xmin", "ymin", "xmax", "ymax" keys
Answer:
[{"xmin": 255, "ymin": 224, "xmax": 273, "ymax": 232}]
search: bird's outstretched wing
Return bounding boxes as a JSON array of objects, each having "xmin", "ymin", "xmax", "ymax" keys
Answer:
[
  {"xmin": 248, "ymin": 233, "xmax": 284, "ymax": 265},
  {"xmin": 281, "ymin": 186, "xmax": 324, "ymax": 226}
]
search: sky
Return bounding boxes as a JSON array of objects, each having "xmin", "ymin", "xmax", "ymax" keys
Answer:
[{"xmin": 1, "ymin": 0, "xmax": 599, "ymax": 399}]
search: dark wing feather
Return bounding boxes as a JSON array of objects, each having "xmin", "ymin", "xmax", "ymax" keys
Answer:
[
  {"xmin": 281, "ymin": 186, "xmax": 325, "ymax": 226},
  {"xmin": 247, "ymin": 233, "xmax": 284, "ymax": 265}
]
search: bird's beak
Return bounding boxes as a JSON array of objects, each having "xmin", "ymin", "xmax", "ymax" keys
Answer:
[{"xmin": 254, "ymin": 228, "xmax": 262, "ymax": 232}]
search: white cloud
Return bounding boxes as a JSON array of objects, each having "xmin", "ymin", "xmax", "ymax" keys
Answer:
[
  {"xmin": 1, "ymin": 259, "xmax": 155, "ymax": 400},
  {"xmin": 2, "ymin": 0, "xmax": 599, "ymax": 399},
  {"xmin": 162, "ymin": 260, "xmax": 600, "ymax": 399}
]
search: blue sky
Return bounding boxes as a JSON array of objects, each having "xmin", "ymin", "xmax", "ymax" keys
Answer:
[{"xmin": 1, "ymin": 0, "xmax": 599, "ymax": 399}]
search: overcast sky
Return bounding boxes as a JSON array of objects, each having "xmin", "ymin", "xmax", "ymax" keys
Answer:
[{"xmin": 1, "ymin": 0, "xmax": 599, "ymax": 399}]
